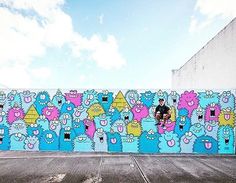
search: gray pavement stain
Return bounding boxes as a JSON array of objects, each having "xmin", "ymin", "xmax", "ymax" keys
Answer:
[{"xmin": 0, "ymin": 152, "xmax": 235, "ymax": 183}]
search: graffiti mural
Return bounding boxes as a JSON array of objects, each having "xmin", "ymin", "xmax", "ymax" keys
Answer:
[{"xmin": 0, "ymin": 89, "xmax": 235, "ymax": 154}]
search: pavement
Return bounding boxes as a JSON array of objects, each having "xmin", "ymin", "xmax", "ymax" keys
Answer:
[{"xmin": 0, "ymin": 152, "xmax": 235, "ymax": 183}]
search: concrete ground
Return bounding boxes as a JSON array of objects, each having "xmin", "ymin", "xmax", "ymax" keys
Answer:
[{"xmin": 0, "ymin": 152, "xmax": 235, "ymax": 183}]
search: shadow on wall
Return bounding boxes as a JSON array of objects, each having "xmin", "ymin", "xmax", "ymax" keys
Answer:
[{"xmin": 0, "ymin": 89, "xmax": 235, "ymax": 154}]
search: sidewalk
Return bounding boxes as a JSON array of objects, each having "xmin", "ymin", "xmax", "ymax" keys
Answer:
[{"xmin": 0, "ymin": 151, "xmax": 235, "ymax": 183}]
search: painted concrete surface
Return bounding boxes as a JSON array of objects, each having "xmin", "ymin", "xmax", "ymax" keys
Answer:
[
  {"xmin": 172, "ymin": 18, "xmax": 236, "ymax": 89},
  {"xmin": 0, "ymin": 152, "xmax": 236, "ymax": 183}
]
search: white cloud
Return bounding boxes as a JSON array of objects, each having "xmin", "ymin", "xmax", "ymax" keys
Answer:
[
  {"xmin": 30, "ymin": 67, "xmax": 52, "ymax": 79},
  {"xmin": 99, "ymin": 13, "xmax": 104, "ymax": 24},
  {"xmin": 0, "ymin": 0, "xmax": 126, "ymax": 87},
  {"xmin": 189, "ymin": 0, "xmax": 236, "ymax": 33}
]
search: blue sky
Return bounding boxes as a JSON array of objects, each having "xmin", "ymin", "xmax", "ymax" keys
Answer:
[{"xmin": 0, "ymin": 0, "xmax": 235, "ymax": 89}]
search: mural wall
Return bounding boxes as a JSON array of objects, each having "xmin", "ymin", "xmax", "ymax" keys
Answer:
[{"xmin": 0, "ymin": 89, "xmax": 235, "ymax": 154}]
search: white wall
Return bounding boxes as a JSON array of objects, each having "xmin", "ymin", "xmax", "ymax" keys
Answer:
[{"xmin": 172, "ymin": 18, "xmax": 236, "ymax": 90}]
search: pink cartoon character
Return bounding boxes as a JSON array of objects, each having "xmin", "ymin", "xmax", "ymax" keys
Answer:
[
  {"xmin": 178, "ymin": 90, "xmax": 199, "ymax": 117},
  {"xmin": 42, "ymin": 102, "xmax": 59, "ymax": 121},
  {"xmin": 131, "ymin": 101, "xmax": 149, "ymax": 122},
  {"xmin": 7, "ymin": 104, "xmax": 25, "ymax": 124},
  {"xmin": 158, "ymin": 120, "xmax": 176, "ymax": 134},
  {"xmin": 65, "ymin": 90, "xmax": 83, "ymax": 107},
  {"xmin": 83, "ymin": 118, "xmax": 96, "ymax": 139},
  {"xmin": 205, "ymin": 103, "xmax": 221, "ymax": 122}
]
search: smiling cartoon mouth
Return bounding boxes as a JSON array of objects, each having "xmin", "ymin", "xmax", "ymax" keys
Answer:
[
  {"xmin": 58, "ymin": 100, "xmax": 62, "ymax": 105},
  {"xmin": 179, "ymin": 124, "xmax": 184, "ymax": 130},
  {"xmin": 85, "ymin": 125, "xmax": 89, "ymax": 130},
  {"xmin": 64, "ymin": 132, "xmax": 71, "ymax": 141},
  {"xmin": 188, "ymin": 101, "xmax": 194, "ymax": 106},
  {"xmin": 167, "ymin": 139, "xmax": 175, "ymax": 147},
  {"xmin": 111, "ymin": 138, "xmax": 117, "ymax": 144},
  {"xmin": 102, "ymin": 96, "xmax": 108, "ymax": 102},
  {"xmin": 198, "ymin": 115, "xmax": 203, "ymax": 120},
  {"xmin": 173, "ymin": 99, "xmax": 177, "ymax": 103},
  {"xmin": 99, "ymin": 137, "xmax": 104, "ymax": 143},
  {"xmin": 0, "ymin": 104, "xmax": 3, "ymax": 109},
  {"xmin": 124, "ymin": 116, "xmax": 129, "ymax": 120},
  {"xmin": 224, "ymin": 114, "xmax": 230, "ymax": 120},
  {"xmin": 204, "ymin": 142, "xmax": 212, "ymax": 149},
  {"xmin": 0, "ymin": 137, "xmax": 3, "ymax": 144},
  {"xmin": 225, "ymin": 138, "xmax": 229, "ymax": 145}
]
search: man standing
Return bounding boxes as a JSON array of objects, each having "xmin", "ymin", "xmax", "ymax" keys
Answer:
[{"xmin": 154, "ymin": 98, "xmax": 171, "ymax": 128}]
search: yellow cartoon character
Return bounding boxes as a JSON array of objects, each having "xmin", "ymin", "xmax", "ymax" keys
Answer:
[
  {"xmin": 127, "ymin": 120, "xmax": 142, "ymax": 137},
  {"xmin": 87, "ymin": 103, "xmax": 105, "ymax": 119},
  {"xmin": 219, "ymin": 107, "xmax": 235, "ymax": 127}
]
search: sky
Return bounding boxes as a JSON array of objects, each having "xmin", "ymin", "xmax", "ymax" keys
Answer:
[{"xmin": 0, "ymin": 0, "xmax": 236, "ymax": 89}]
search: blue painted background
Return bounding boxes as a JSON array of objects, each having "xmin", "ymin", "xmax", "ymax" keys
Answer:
[{"xmin": 0, "ymin": 89, "xmax": 235, "ymax": 154}]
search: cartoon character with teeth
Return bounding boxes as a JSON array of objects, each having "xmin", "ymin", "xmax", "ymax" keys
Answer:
[
  {"xmin": 52, "ymin": 89, "xmax": 66, "ymax": 111},
  {"xmin": 141, "ymin": 106, "xmax": 158, "ymax": 133},
  {"xmin": 24, "ymin": 136, "xmax": 39, "ymax": 151},
  {"xmin": 7, "ymin": 90, "xmax": 22, "ymax": 108},
  {"xmin": 42, "ymin": 102, "xmax": 59, "ymax": 121},
  {"xmin": 93, "ymin": 128, "xmax": 107, "ymax": 152},
  {"xmin": 20, "ymin": 90, "xmax": 36, "ymax": 113},
  {"xmin": 131, "ymin": 101, "xmax": 149, "ymax": 122},
  {"xmin": 59, "ymin": 127, "xmax": 76, "ymax": 151},
  {"xmin": 122, "ymin": 134, "xmax": 138, "ymax": 153},
  {"xmin": 218, "ymin": 107, "xmax": 235, "ymax": 127},
  {"xmin": 190, "ymin": 123, "xmax": 205, "ymax": 137},
  {"xmin": 198, "ymin": 90, "xmax": 219, "ymax": 109},
  {"xmin": 87, "ymin": 103, "xmax": 105, "ymax": 119},
  {"xmin": 107, "ymin": 107, "xmax": 121, "ymax": 125},
  {"xmin": 73, "ymin": 119, "xmax": 86, "ymax": 136},
  {"xmin": 82, "ymin": 89, "xmax": 98, "ymax": 109},
  {"xmin": 94, "ymin": 113, "xmax": 111, "ymax": 132},
  {"xmin": 59, "ymin": 113, "xmax": 73, "ymax": 128},
  {"xmin": 36, "ymin": 115, "xmax": 50, "ymax": 131},
  {"xmin": 180, "ymin": 131, "xmax": 196, "ymax": 153},
  {"xmin": 174, "ymin": 108, "xmax": 191, "ymax": 138},
  {"xmin": 120, "ymin": 106, "xmax": 134, "ymax": 124},
  {"xmin": 49, "ymin": 119, "xmax": 61, "ymax": 136},
  {"xmin": 34, "ymin": 91, "xmax": 50, "ymax": 115},
  {"xmin": 193, "ymin": 135, "xmax": 218, "ymax": 154},
  {"xmin": 61, "ymin": 101, "xmax": 75, "ymax": 116},
  {"xmin": 73, "ymin": 106, "xmax": 88, "ymax": 121},
  {"xmin": 9, "ymin": 119, "xmax": 27, "ymax": 136},
  {"xmin": 204, "ymin": 120, "xmax": 219, "ymax": 139},
  {"xmin": 140, "ymin": 90, "xmax": 155, "ymax": 108},
  {"xmin": 0, "ymin": 125, "xmax": 10, "ymax": 150},
  {"xmin": 125, "ymin": 90, "xmax": 139, "ymax": 107},
  {"xmin": 98, "ymin": 90, "xmax": 114, "ymax": 113},
  {"xmin": 74, "ymin": 133, "xmax": 94, "ymax": 152},
  {"xmin": 178, "ymin": 90, "xmax": 199, "ymax": 117},
  {"xmin": 219, "ymin": 91, "xmax": 235, "ymax": 109},
  {"xmin": 10, "ymin": 133, "xmax": 26, "ymax": 150},
  {"xmin": 127, "ymin": 120, "xmax": 142, "ymax": 137},
  {"xmin": 111, "ymin": 119, "xmax": 127, "ymax": 136},
  {"xmin": 7, "ymin": 104, "xmax": 25, "ymax": 124},
  {"xmin": 83, "ymin": 118, "xmax": 96, "ymax": 139},
  {"xmin": 217, "ymin": 125, "xmax": 235, "ymax": 154},
  {"xmin": 64, "ymin": 90, "xmax": 82, "ymax": 107},
  {"xmin": 39, "ymin": 130, "xmax": 59, "ymax": 151},
  {"xmin": 27, "ymin": 124, "xmax": 43, "ymax": 138},
  {"xmin": 191, "ymin": 107, "xmax": 205, "ymax": 125},
  {"xmin": 138, "ymin": 130, "xmax": 160, "ymax": 153},
  {"xmin": 107, "ymin": 130, "xmax": 122, "ymax": 152},
  {"xmin": 0, "ymin": 91, "xmax": 9, "ymax": 112},
  {"xmin": 159, "ymin": 131, "xmax": 180, "ymax": 153},
  {"xmin": 205, "ymin": 103, "xmax": 221, "ymax": 122},
  {"xmin": 167, "ymin": 91, "xmax": 180, "ymax": 108}
]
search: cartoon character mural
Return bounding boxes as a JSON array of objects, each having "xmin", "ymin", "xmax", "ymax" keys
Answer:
[{"xmin": 0, "ymin": 89, "xmax": 234, "ymax": 154}]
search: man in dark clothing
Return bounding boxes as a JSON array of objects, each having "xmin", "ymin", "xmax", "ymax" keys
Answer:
[{"xmin": 154, "ymin": 98, "xmax": 171, "ymax": 127}]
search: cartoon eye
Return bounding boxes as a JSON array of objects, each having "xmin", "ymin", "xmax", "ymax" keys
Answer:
[
  {"xmin": 227, "ymin": 91, "xmax": 231, "ymax": 96},
  {"xmin": 40, "ymin": 95, "xmax": 46, "ymax": 100},
  {"xmin": 226, "ymin": 108, "xmax": 231, "ymax": 112},
  {"xmin": 30, "ymin": 124, "xmax": 34, "ymax": 127},
  {"xmin": 48, "ymin": 134, "xmax": 52, "ymax": 138},
  {"xmin": 89, "ymin": 95, "xmax": 94, "ymax": 100},
  {"xmin": 223, "ymin": 91, "xmax": 226, "ymax": 96},
  {"xmin": 34, "ymin": 124, "xmax": 37, "ymax": 127},
  {"xmin": 18, "ymin": 133, "xmax": 22, "ymax": 137},
  {"xmin": 206, "ymin": 90, "xmax": 210, "ymax": 95}
]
